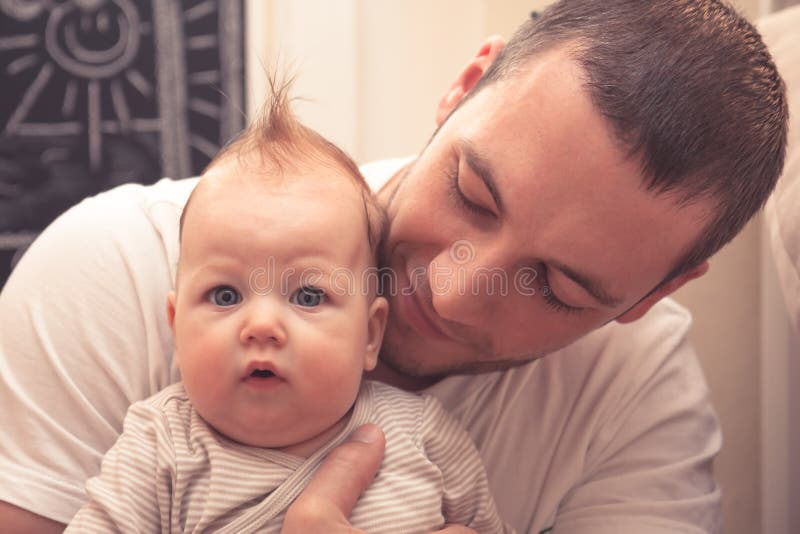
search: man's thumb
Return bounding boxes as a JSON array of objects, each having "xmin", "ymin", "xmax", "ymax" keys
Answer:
[{"xmin": 291, "ymin": 424, "xmax": 385, "ymax": 520}]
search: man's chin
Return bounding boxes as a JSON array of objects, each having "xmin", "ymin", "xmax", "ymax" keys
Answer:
[
  {"xmin": 366, "ymin": 358, "xmax": 439, "ymax": 391},
  {"xmin": 378, "ymin": 344, "xmax": 537, "ymax": 383},
  {"xmin": 380, "ymin": 352, "xmax": 437, "ymax": 378}
]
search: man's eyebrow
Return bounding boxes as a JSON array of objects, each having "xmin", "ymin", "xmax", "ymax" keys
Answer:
[
  {"xmin": 458, "ymin": 139, "xmax": 620, "ymax": 308},
  {"xmin": 549, "ymin": 260, "xmax": 624, "ymax": 308},
  {"xmin": 460, "ymin": 140, "xmax": 505, "ymax": 215}
]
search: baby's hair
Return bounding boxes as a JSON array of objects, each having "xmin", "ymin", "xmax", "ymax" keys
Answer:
[{"xmin": 180, "ymin": 73, "xmax": 386, "ymax": 258}]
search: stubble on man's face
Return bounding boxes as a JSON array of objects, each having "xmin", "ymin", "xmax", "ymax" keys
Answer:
[{"xmin": 372, "ymin": 49, "xmax": 711, "ymax": 384}]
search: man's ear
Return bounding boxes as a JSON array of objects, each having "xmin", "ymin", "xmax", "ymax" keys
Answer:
[
  {"xmin": 363, "ymin": 297, "xmax": 389, "ymax": 372},
  {"xmin": 435, "ymin": 36, "xmax": 506, "ymax": 126},
  {"xmin": 616, "ymin": 261, "xmax": 710, "ymax": 324}
]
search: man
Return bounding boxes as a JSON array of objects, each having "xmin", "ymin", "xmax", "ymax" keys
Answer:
[{"xmin": 0, "ymin": 1, "xmax": 787, "ymax": 532}]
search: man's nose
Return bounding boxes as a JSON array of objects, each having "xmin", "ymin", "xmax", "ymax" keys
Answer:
[
  {"xmin": 239, "ymin": 299, "xmax": 287, "ymax": 346},
  {"xmin": 427, "ymin": 242, "xmax": 504, "ymax": 324}
]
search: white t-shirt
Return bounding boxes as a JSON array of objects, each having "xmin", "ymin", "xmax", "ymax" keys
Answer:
[{"xmin": 0, "ymin": 158, "xmax": 721, "ymax": 533}]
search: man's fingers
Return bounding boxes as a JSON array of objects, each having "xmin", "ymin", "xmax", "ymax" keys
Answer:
[
  {"xmin": 306, "ymin": 424, "xmax": 385, "ymax": 514},
  {"xmin": 291, "ymin": 424, "xmax": 385, "ymax": 519}
]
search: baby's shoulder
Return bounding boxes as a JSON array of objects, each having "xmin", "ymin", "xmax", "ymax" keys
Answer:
[
  {"xmin": 362, "ymin": 380, "xmax": 430, "ymax": 418},
  {"xmin": 126, "ymin": 383, "xmax": 196, "ymax": 439}
]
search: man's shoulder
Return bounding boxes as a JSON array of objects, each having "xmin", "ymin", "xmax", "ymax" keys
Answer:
[
  {"xmin": 426, "ymin": 299, "xmax": 711, "ymax": 532},
  {"xmin": 360, "ymin": 156, "xmax": 415, "ymax": 192},
  {"xmin": 54, "ymin": 177, "xmax": 198, "ymax": 250},
  {"xmin": 565, "ymin": 296, "xmax": 700, "ymax": 401},
  {"xmin": 560, "ymin": 297, "xmax": 698, "ymax": 398},
  {"xmin": 578, "ymin": 296, "xmax": 693, "ymax": 362},
  {"xmin": 430, "ymin": 297, "xmax": 697, "ymax": 424},
  {"xmin": 64, "ymin": 177, "xmax": 199, "ymax": 284},
  {"xmin": 77, "ymin": 177, "xmax": 198, "ymax": 213}
]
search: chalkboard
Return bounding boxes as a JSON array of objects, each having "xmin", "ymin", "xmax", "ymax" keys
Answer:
[{"xmin": 0, "ymin": 0, "xmax": 246, "ymax": 288}]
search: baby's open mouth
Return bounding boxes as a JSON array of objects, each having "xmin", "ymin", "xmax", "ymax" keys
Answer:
[{"xmin": 250, "ymin": 369, "xmax": 274, "ymax": 378}]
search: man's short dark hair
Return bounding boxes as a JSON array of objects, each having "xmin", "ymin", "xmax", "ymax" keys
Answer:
[{"xmin": 471, "ymin": 0, "xmax": 788, "ymax": 281}]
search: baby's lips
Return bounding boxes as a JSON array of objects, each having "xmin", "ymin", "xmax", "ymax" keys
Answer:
[{"xmin": 243, "ymin": 359, "xmax": 282, "ymax": 379}]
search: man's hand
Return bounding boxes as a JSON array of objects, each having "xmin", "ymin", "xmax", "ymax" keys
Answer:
[
  {"xmin": 282, "ymin": 424, "xmax": 385, "ymax": 533},
  {"xmin": 0, "ymin": 501, "xmax": 66, "ymax": 534},
  {"xmin": 281, "ymin": 424, "xmax": 479, "ymax": 534}
]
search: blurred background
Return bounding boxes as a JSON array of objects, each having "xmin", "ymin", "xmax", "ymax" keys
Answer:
[
  {"xmin": 0, "ymin": 0, "xmax": 245, "ymax": 281},
  {"xmin": 1, "ymin": 1, "xmax": 797, "ymax": 533}
]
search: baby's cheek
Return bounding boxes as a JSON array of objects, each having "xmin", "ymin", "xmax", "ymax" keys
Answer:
[
  {"xmin": 308, "ymin": 363, "xmax": 360, "ymax": 404},
  {"xmin": 335, "ymin": 369, "xmax": 364, "ymax": 407}
]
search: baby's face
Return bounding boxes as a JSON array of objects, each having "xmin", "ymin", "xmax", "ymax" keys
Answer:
[{"xmin": 168, "ymin": 158, "xmax": 386, "ymax": 453}]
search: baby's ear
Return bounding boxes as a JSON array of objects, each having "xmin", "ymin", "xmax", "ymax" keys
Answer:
[
  {"xmin": 167, "ymin": 291, "xmax": 182, "ymax": 367},
  {"xmin": 363, "ymin": 297, "xmax": 389, "ymax": 371},
  {"xmin": 166, "ymin": 291, "xmax": 177, "ymax": 332}
]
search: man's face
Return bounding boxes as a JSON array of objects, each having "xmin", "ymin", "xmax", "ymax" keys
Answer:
[{"xmin": 377, "ymin": 48, "xmax": 711, "ymax": 378}]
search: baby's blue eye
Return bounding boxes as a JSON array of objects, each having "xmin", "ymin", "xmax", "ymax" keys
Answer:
[
  {"xmin": 291, "ymin": 286, "xmax": 325, "ymax": 307},
  {"xmin": 210, "ymin": 286, "xmax": 241, "ymax": 307}
]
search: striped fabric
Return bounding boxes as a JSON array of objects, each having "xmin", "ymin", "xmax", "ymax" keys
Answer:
[{"xmin": 66, "ymin": 381, "xmax": 510, "ymax": 533}]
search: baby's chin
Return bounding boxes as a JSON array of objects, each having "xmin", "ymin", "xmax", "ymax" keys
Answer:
[{"xmin": 204, "ymin": 409, "xmax": 352, "ymax": 459}]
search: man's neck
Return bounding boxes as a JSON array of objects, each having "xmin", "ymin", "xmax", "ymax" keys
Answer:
[
  {"xmin": 365, "ymin": 361, "xmax": 442, "ymax": 392},
  {"xmin": 375, "ymin": 160, "xmax": 411, "ymax": 207}
]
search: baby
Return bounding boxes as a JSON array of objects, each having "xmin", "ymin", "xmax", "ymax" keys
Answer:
[{"xmin": 67, "ymin": 83, "xmax": 508, "ymax": 533}]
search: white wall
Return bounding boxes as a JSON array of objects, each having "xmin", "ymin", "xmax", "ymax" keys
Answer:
[
  {"xmin": 244, "ymin": 2, "xmax": 789, "ymax": 533},
  {"xmin": 246, "ymin": 0, "xmax": 552, "ymax": 163},
  {"xmin": 672, "ymin": 220, "xmax": 762, "ymax": 534}
]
